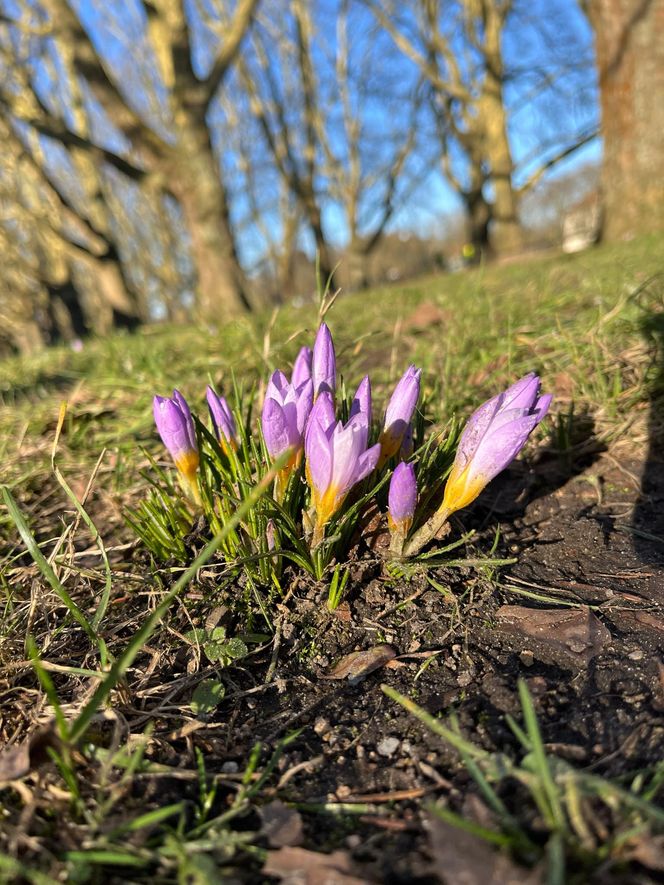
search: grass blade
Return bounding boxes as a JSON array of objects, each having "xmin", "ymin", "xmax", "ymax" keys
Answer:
[
  {"xmin": 2, "ymin": 485, "xmax": 98, "ymax": 646},
  {"xmin": 68, "ymin": 455, "xmax": 287, "ymax": 744}
]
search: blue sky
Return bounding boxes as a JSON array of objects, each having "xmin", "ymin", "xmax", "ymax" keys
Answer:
[{"xmin": 29, "ymin": 0, "xmax": 600, "ymax": 269}]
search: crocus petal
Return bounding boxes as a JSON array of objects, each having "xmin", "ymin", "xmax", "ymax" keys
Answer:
[
  {"xmin": 266, "ymin": 369, "xmax": 290, "ymax": 402},
  {"xmin": 261, "ymin": 397, "xmax": 292, "ymax": 459},
  {"xmin": 388, "ymin": 461, "xmax": 417, "ymax": 529},
  {"xmin": 534, "ymin": 393, "xmax": 553, "ymax": 420},
  {"xmin": 306, "ymin": 415, "xmax": 333, "ymax": 500},
  {"xmin": 312, "ymin": 323, "xmax": 336, "ymax": 397},
  {"xmin": 474, "ymin": 414, "xmax": 541, "ymax": 481},
  {"xmin": 384, "ymin": 366, "xmax": 421, "ymax": 429},
  {"xmin": 441, "ymin": 373, "xmax": 551, "ymax": 517},
  {"xmin": 380, "ymin": 366, "xmax": 421, "ymax": 462},
  {"xmin": 172, "ymin": 389, "xmax": 196, "ymax": 452},
  {"xmin": 454, "ymin": 393, "xmax": 502, "ymax": 467},
  {"xmin": 206, "ymin": 387, "xmax": 236, "ymax": 444},
  {"xmin": 153, "ymin": 394, "xmax": 196, "ymax": 460},
  {"xmin": 353, "ymin": 442, "xmax": 381, "ymax": 485},
  {"xmin": 153, "ymin": 390, "xmax": 199, "ymax": 489},
  {"xmin": 306, "ymin": 389, "xmax": 336, "ymax": 445},
  {"xmin": 295, "ymin": 378, "xmax": 314, "ymax": 435},
  {"xmin": 502, "ymin": 373, "xmax": 540, "ymax": 410},
  {"xmin": 350, "ymin": 375, "xmax": 372, "ymax": 426},
  {"xmin": 292, "ymin": 346, "xmax": 313, "ymax": 388}
]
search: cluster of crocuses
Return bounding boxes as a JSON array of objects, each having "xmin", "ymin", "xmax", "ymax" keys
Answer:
[{"xmin": 153, "ymin": 323, "xmax": 551, "ymax": 559}]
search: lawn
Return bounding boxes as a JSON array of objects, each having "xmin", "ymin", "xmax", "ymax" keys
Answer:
[{"xmin": 1, "ymin": 236, "xmax": 663, "ymax": 884}]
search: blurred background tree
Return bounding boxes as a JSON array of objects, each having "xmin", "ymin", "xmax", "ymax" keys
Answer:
[
  {"xmin": 0, "ymin": 0, "xmax": 659, "ymax": 353},
  {"xmin": 583, "ymin": 0, "xmax": 664, "ymax": 241}
]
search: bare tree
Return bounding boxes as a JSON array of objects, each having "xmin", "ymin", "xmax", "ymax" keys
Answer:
[
  {"xmin": 0, "ymin": 0, "xmax": 259, "ymax": 321},
  {"xmin": 584, "ymin": 0, "xmax": 664, "ymax": 240},
  {"xmin": 232, "ymin": 0, "xmax": 428, "ymax": 292},
  {"xmin": 0, "ymin": 110, "xmax": 149, "ymax": 350},
  {"xmin": 367, "ymin": 0, "xmax": 597, "ymax": 257}
]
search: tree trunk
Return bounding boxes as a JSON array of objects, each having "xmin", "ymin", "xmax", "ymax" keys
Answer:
[
  {"xmin": 47, "ymin": 278, "xmax": 89, "ymax": 341},
  {"xmin": 589, "ymin": 0, "xmax": 664, "ymax": 241},
  {"xmin": 465, "ymin": 186, "xmax": 492, "ymax": 260},
  {"xmin": 346, "ymin": 237, "xmax": 369, "ymax": 290},
  {"xmin": 169, "ymin": 127, "xmax": 252, "ymax": 321},
  {"xmin": 481, "ymin": 5, "xmax": 522, "ymax": 255},
  {"xmin": 307, "ymin": 202, "xmax": 338, "ymax": 294}
]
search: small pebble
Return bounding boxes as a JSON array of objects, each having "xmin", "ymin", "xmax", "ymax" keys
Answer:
[
  {"xmin": 377, "ymin": 736, "xmax": 400, "ymax": 757},
  {"xmin": 221, "ymin": 761, "xmax": 239, "ymax": 774},
  {"xmin": 628, "ymin": 649, "xmax": 644, "ymax": 661},
  {"xmin": 313, "ymin": 717, "xmax": 329, "ymax": 735},
  {"xmin": 519, "ymin": 650, "xmax": 534, "ymax": 667}
]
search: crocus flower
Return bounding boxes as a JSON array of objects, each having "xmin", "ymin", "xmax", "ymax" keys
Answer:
[
  {"xmin": 153, "ymin": 389, "xmax": 199, "ymax": 497},
  {"xmin": 403, "ymin": 373, "xmax": 552, "ymax": 558},
  {"xmin": 379, "ymin": 365, "xmax": 421, "ymax": 466},
  {"xmin": 441, "ymin": 373, "xmax": 552, "ymax": 516},
  {"xmin": 305, "ymin": 391, "xmax": 380, "ymax": 543},
  {"xmin": 388, "ymin": 462, "xmax": 417, "ymax": 534},
  {"xmin": 349, "ymin": 375, "xmax": 372, "ymax": 428},
  {"xmin": 206, "ymin": 386, "xmax": 237, "ymax": 454},
  {"xmin": 312, "ymin": 323, "xmax": 336, "ymax": 398},
  {"xmin": 292, "ymin": 346, "xmax": 313, "ymax": 388},
  {"xmin": 262, "ymin": 371, "xmax": 314, "ymax": 500}
]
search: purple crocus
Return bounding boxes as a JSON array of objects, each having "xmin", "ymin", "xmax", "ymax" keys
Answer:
[
  {"xmin": 292, "ymin": 346, "xmax": 313, "ymax": 389},
  {"xmin": 388, "ymin": 462, "xmax": 417, "ymax": 534},
  {"xmin": 349, "ymin": 375, "xmax": 372, "ymax": 427},
  {"xmin": 312, "ymin": 323, "xmax": 336, "ymax": 398},
  {"xmin": 441, "ymin": 373, "xmax": 552, "ymax": 516},
  {"xmin": 379, "ymin": 365, "xmax": 421, "ymax": 466},
  {"xmin": 206, "ymin": 387, "xmax": 237, "ymax": 453},
  {"xmin": 153, "ymin": 389, "xmax": 199, "ymax": 494},
  {"xmin": 305, "ymin": 391, "xmax": 380, "ymax": 542},
  {"xmin": 261, "ymin": 370, "xmax": 314, "ymax": 467}
]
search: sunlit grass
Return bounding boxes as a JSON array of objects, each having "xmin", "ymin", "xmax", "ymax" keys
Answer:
[{"xmin": 0, "ymin": 235, "xmax": 663, "ymax": 883}]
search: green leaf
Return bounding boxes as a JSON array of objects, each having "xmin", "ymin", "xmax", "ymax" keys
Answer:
[
  {"xmin": 191, "ymin": 680, "xmax": 226, "ymax": 715},
  {"xmin": 223, "ymin": 638, "xmax": 248, "ymax": 660}
]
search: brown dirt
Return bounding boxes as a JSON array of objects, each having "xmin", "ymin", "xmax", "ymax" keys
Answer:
[{"xmin": 2, "ymin": 444, "xmax": 664, "ymax": 884}]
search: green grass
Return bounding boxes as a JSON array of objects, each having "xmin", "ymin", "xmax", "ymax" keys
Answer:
[{"xmin": 1, "ymin": 235, "xmax": 663, "ymax": 883}]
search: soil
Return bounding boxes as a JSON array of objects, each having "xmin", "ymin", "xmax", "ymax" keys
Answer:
[
  {"xmin": 125, "ymin": 447, "xmax": 664, "ymax": 882},
  {"xmin": 3, "ymin": 444, "xmax": 664, "ymax": 884}
]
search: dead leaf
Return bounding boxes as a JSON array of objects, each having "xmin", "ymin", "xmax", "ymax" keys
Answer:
[
  {"xmin": 333, "ymin": 601, "xmax": 352, "ymax": 623},
  {"xmin": 326, "ymin": 644, "xmax": 397, "ymax": 682},
  {"xmin": 495, "ymin": 605, "xmax": 611, "ymax": 668},
  {"xmin": 427, "ymin": 814, "xmax": 542, "ymax": 885},
  {"xmin": 263, "ymin": 847, "xmax": 374, "ymax": 884},
  {"xmin": 403, "ymin": 302, "xmax": 450, "ymax": 333},
  {"xmin": 0, "ymin": 723, "xmax": 60, "ymax": 781},
  {"xmin": 260, "ymin": 800, "xmax": 304, "ymax": 848},
  {"xmin": 625, "ymin": 834, "xmax": 664, "ymax": 871}
]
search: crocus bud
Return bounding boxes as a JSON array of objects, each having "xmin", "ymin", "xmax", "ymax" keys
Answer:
[
  {"xmin": 403, "ymin": 374, "xmax": 552, "ymax": 559},
  {"xmin": 349, "ymin": 375, "xmax": 372, "ymax": 430},
  {"xmin": 379, "ymin": 365, "xmax": 421, "ymax": 467},
  {"xmin": 441, "ymin": 373, "xmax": 552, "ymax": 516},
  {"xmin": 206, "ymin": 387, "xmax": 237, "ymax": 453},
  {"xmin": 292, "ymin": 346, "xmax": 313, "ymax": 388},
  {"xmin": 153, "ymin": 389, "xmax": 199, "ymax": 497},
  {"xmin": 305, "ymin": 392, "xmax": 380, "ymax": 545},
  {"xmin": 312, "ymin": 323, "xmax": 336, "ymax": 398},
  {"xmin": 262, "ymin": 370, "xmax": 314, "ymax": 500},
  {"xmin": 388, "ymin": 462, "xmax": 417, "ymax": 534}
]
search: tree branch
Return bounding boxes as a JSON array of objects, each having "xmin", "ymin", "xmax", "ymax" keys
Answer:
[{"xmin": 203, "ymin": 0, "xmax": 261, "ymax": 110}]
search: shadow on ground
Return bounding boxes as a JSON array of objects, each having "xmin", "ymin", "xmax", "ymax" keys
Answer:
[{"xmin": 633, "ymin": 311, "xmax": 664, "ymax": 566}]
